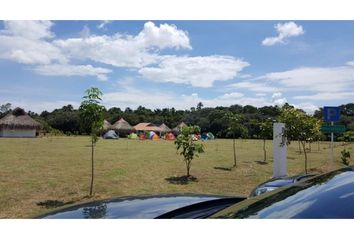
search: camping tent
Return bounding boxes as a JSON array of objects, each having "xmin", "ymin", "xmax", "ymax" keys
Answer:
[
  {"xmin": 139, "ymin": 133, "xmax": 147, "ymax": 140},
  {"xmin": 207, "ymin": 132, "xmax": 215, "ymax": 140},
  {"xmin": 103, "ymin": 130, "xmax": 119, "ymax": 139},
  {"xmin": 165, "ymin": 132, "xmax": 176, "ymax": 140},
  {"xmin": 112, "ymin": 118, "xmax": 134, "ymax": 137},
  {"xmin": 201, "ymin": 132, "xmax": 215, "ymax": 140},
  {"xmin": 128, "ymin": 133, "xmax": 138, "ymax": 139}
]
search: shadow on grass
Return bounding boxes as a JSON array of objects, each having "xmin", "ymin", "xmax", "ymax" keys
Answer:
[
  {"xmin": 254, "ymin": 161, "xmax": 269, "ymax": 165},
  {"xmin": 165, "ymin": 175, "xmax": 198, "ymax": 185},
  {"xmin": 213, "ymin": 166, "xmax": 233, "ymax": 171},
  {"xmin": 36, "ymin": 196, "xmax": 90, "ymax": 209},
  {"xmin": 36, "ymin": 200, "xmax": 75, "ymax": 209}
]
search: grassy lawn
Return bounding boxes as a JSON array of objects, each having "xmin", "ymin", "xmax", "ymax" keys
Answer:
[{"xmin": 0, "ymin": 136, "xmax": 351, "ymax": 218}]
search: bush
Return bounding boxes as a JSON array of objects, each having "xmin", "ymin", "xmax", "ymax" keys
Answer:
[{"xmin": 341, "ymin": 149, "xmax": 351, "ymax": 166}]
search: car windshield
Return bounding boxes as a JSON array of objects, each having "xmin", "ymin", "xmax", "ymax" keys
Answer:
[{"xmin": 211, "ymin": 167, "xmax": 354, "ymax": 218}]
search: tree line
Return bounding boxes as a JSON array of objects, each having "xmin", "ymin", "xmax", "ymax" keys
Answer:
[{"xmin": 1, "ymin": 101, "xmax": 354, "ymax": 139}]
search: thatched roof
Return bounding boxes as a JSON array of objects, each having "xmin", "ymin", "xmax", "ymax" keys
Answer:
[
  {"xmin": 134, "ymin": 122, "xmax": 163, "ymax": 132},
  {"xmin": 173, "ymin": 122, "xmax": 187, "ymax": 132},
  {"xmin": 0, "ymin": 108, "xmax": 41, "ymax": 130},
  {"xmin": 159, "ymin": 123, "xmax": 171, "ymax": 133},
  {"xmin": 103, "ymin": 120, "xmax": 113, "ymax": 131},
  {"xmin": 112, "ymin": 118, "xmax": 134, "ymax": 132}
]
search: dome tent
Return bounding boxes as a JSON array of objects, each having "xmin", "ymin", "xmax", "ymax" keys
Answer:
[
  {"xmin": 103, "ymin": 130, "xmax": 119, "ymax": 139},
  {"xmin": 165, "ymin": 132, "xmax": 176, "ymax": 140},
  {"xmin": 128, "ymin": 133, "xmax": 138, "ymax": 139}
]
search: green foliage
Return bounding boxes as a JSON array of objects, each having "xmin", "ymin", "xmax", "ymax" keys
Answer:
[
  {"xmin": 341, "ymin": 149, "xmax": 351, "ymax": 166},
  {"xmin": 174, "ymin": 126, "xmax": 205, "ymax": 177},
  {"xmin": 79, "ymin": 87, "xmax": 105, "ymax": 196},
  {"xmin": 279, "ymin": 105, "xmax": 322, "ymax": 173},
  {"xmin": 79, "ymin": 88, "xmax": 105, "ymax": 142}
]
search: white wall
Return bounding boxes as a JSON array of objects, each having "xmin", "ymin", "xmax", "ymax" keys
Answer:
[{"xmin": 0, "ymin": 129, "xmax": 36, "ymax": 138}]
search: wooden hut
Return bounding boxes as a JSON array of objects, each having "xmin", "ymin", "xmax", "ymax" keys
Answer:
[
  {"xmin": 159, "ymin": 123, "xmax": 172, "ymax": 135},
  {"xmin": 0, "ymin": 108, "xmax": 41, "ymax": 138},
  {"xmin": 112, "ymin": 118, "xmax": 134, "ymax": 137}
]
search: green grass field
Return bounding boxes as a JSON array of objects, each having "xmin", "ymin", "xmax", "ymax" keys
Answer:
[{"xmin": 0, "ymin": 136, "xmax": 352, "ymax": 218}]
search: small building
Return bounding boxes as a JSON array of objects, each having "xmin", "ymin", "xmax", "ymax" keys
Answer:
[
  {"xmin": 134, "ymin": 122, "xmax": 163, "ymax": 135},
  {"xmin": 159, "ymin": 123, "xmax": 172, "ymax": 135},
  {"xmin": 0, "ymin": 108, "xmax": 41, "ymax": 138},
  {"xmin": 112, "ymin": 118, "xmax": 134, "ymax": 137}
]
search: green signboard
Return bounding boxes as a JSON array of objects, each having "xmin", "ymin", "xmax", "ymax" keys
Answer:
[{"xmin": 321, "ymin": 125, "xmax": 346, "ymax": 133}]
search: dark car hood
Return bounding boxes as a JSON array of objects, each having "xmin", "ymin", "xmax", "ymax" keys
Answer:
[{"xmin": 39, "ymin": 194, "xmax": 226, "ymax": 219}]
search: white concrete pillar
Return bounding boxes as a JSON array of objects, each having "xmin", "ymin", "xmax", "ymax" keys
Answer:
[{"xmin": 273, "ymin": 123, "xmax": 287, "ymax": 178}]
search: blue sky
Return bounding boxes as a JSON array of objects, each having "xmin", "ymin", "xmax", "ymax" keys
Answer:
[{"xmin": 1, "ymin": 20, "xmax": 354, "ymax": 114}]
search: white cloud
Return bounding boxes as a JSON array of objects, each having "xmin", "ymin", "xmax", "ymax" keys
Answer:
[
  {"xmin": 0, "ymin": 21, "xmax": 66, "ymax": 65},
  {"xmin": 228, "ymin": 80, "xmax": 279, "ymax": 93},
  {"xmin": 54, "ymin": 21, "xmax": 191, "ymax": 68},
  {"xmin": 293, "ymin": 92, "xmax": 354, "ymax": 101},
  {"xmin": 80, "ymin": 25, "xmax": 91, "ymax": 38},
  {"xmin": 34, "ymin": 64, "xmax": 112, "ymax": 81},
  {"xmin": 271, "ymin": 92, "xmax": 287, "ymax": 106},
  {"xmin": 259, "ymin": 65, "xmax": 354, "ymax": 92},
  {"xmin": 293, "ymin": 102, "xmax": 319, "ymax": 114},
  {"xmin": 97, "ymin": 21, "xmax": 111, "ymax": 29},
  {"xmin": 136, "ymin": 21, "xmax": 191, "ymax": 50},
  {"xmin": 262, "ymin": 21, "xmax": 304, "ymax": 46},
  {"xmin": 219, "ymin": 92, "xmax": 244, "ymax": 99},
  {"xmin": 139, "ymin": 55, "xmax": 249, "ymax": 87},
  {"xmin": 346, "ymin": 61, "xmax": 354, "ymax": 66},
  {"xmin": 272, "ymin": 92, "xmax": 283, "ymax": 99},
  {"xmin": 1, "ymin": 21, "xmax": 54, "ymax": 40},
  {"xmin": 103, "ymin": 88, "xmax": 273, "ymax": 111}
]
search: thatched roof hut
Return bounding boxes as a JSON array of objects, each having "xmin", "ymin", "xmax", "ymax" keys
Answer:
[
  {"xmin": 112, "ymin": 118, "xmax": 134, "ymax": 136},
  {"xmin": 102, "ymin": 120, "xmax": 113, "ymax": 131},
  {"xmin": 159, "ymin": 123, "xmax": 171, "ymax": 134},
  {"xmin": 0, "ymin": 108, "xmax": 41, "ymax": 137},
  {"xmin": 172, "ymin": 122, "xmax": 187, "ymax": 134}
]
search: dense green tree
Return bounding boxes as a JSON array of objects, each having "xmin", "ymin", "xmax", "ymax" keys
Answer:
[
  {"xmin": 174, "ymin": 125, "xmax": 205, "ymax": 177},
  {"xmin": 279, "ymin": 106, "xmax": 321, "ymax": 173}
]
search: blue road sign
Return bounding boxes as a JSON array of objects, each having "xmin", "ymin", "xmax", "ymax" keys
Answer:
[{"xmin": 323, "ymin": 106, "xmax": 340, "ymax": 122}]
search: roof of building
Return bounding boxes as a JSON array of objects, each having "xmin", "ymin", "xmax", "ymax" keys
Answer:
[
  {"xmin": 134, "ymin": 122, "xmax": 163, "ymax": 132},
  {"xmin": 112, "ymin": 118, "xmax": 134, "ymax": 131},
  {"xmin": 0, "ymin": 108, "xmax": 41, "ymax": 130}
]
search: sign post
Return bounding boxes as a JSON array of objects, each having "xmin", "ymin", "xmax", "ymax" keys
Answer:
[
  {"xmin": 273, "ymin": 123, "xmax": 287, "ymax": 178},
  {"xmin": 322, "ymin": 106, "xmax": 341, "ymax": 163}
]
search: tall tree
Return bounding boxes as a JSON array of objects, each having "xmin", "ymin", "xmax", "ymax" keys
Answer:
[{"xmin": 79, "ymin": 87, "xmax": 105, "ymax": 196}]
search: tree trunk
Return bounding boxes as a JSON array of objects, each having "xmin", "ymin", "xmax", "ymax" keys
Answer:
[
  {"xmin": 89, "ymin": 138, "xmax": 94, "ymax": 196},
  {"xmin": 233, "ymin": 133, "xmax": 237, "ymax": 167},
  {"xmin": 263, "ymin": 139, "xmax": 267, "ymax": 162},
  {"xmin": 301, "ymin": 141, "xmax": 308, "ymax": 174},
  {"xmin": 317, "ymin": 141, "xmax": 320, "ymax": 151},
  {"xmin": 186, "ymin": 160, "xmax": 190, "ymax": 177}
]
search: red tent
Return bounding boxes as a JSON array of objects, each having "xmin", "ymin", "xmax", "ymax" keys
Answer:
[
  {"xmin": 165, "ymin": 132, "xmax": 176, "ymax": 140},
  {"xmin": 139, "ymin": 133, "xmax": 147, "ymax": 140}
]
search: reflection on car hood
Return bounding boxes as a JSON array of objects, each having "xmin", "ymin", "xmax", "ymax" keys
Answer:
[
  {"xmin": 211, "ymin": 167, "xmax": 354, "ymax": 219},
  {"xmin": 39, "ymin": 194, "xmax": 224, "ymax": 219}
]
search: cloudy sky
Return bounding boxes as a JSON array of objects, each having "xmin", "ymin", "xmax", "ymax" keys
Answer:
[{"xmin": 1, "ymin": 20, "xmax": 354, "ymax": 114}]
